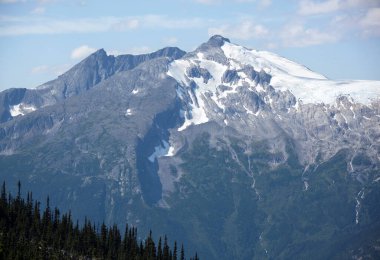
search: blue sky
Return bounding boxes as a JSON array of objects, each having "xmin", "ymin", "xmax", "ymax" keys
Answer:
[{"xmin": 0, "ymin": 0, "xmax": 379, "ymax": 91}]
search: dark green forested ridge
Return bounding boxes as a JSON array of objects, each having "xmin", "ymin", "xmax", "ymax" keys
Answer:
[{"xmin": 0, "ymin": 181, "xmax": 199, "ymax": 260}]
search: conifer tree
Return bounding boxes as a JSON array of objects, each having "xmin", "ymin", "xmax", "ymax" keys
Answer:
[
  {"xmin": 163, "ymin": 235, "xmax": 170, "ymax": 260},
  {"xmin": 157, "ymin": 237, "xmax": 163, "ymax": 260},
  {"xmin": 180, "ymin": 243, "xmax": 185, "ymax": 260},
  {"xmin": 173, "ymin": 241, "xmax": 177, "ymax": 260}
]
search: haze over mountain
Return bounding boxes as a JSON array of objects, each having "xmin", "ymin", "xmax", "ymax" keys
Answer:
[{"xmin": 1, "ymin": 35, "xmax": 380, "ymax": 259}]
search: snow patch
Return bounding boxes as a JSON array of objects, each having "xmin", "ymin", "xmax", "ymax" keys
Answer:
[
  {"xmin": 255, "ymin": 84, "xmax": 265, "ymax": 92},
  {"xmin": 169, "ymin": 55, "xmax": 231, "ymax": 131},
  {"xmin": 166, "ymin": 146, "xmax": 175, "ymax": 156},
  {"xmin": 243, "ymin": 105, "xmax": 255, "ymax": 115},
  {"xmin": 125, "ymin": 109, "xmax": 133, "ymax": 116},
  {"xmin": 148, "ymin": 140, "xmax": 174, "ymax": 162},
  {"xmin": 167, "ymin": 59, "xmax": 191, "ymax": 85},
  {"xmin": 363, "ymin": 116, "xmax": 371, "ymax": 120},
  {"xmin": 177, "ymin": 94, "xmax": 209, "ymax": 131},
  {"xmin": 350, "ymin": 106, "xmax": 356, "ymax": 118},
  {"xmin": 355, "ymin": 189, "xmax": 365, "ymax": 225},
  {"xmin": 10, "ymin": 103, "xmax": 36, "ymax": 117},
  {"xmin": 222, "ymin": 42, "xmax": 326, "ymax": 79},
  {"xmin": 303, "ymin": 180, "xmax": 309, "ymax": 191}
]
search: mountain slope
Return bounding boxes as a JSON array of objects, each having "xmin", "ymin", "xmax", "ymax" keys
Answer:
[{"xmin": 0, "ymin": 35, "xmax": 379, "ymax": 259}]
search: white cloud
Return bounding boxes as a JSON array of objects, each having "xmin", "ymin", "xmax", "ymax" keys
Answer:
[
  {"xmin": 31, "ymin": 63, "xmax": 71, "ymax": 76},
  {"xmin": 141, "ymin": 15, "xmax": 205, "ymax": 29},
  {"xmin": 52, "ymin": 63, "xmax": 71, "ymax": 76},
  {"xmin": 346, "ymin": 0, "xmax": 380, "ymax": 8},
  {"xmin": 281, "ymin": 24, "xmax": 338, "ymax": 47},
  {"xmin": 360, "ymin": 7, "xmax": 380, "ymax": 36},
  {"xmin": 37, "ymin": 0, "xmax": 54, "ymax": 3},
  {"xmin": 199, "ymin": 0, "xmax": 271, "ymax": 5},
  {"xmin": 298, "ymin": 0, "xmax": 340, "ymax": 15},
  {"xmin": 31, "ymin": 65, "xmax": 48, "ymax": 74},
  {"xmin": 0, "ymin": 0, "xmax": 26, "ymax": 3},
  {"xmin": 266, "ymin": 42, "xmax": 277, "ymax": 49},
  {"xmin": 194, "ymin": 0, "xmax": 219, "ymax": 4},
  {"xmin": 0, "ymin": 15, "xmax": 205, "ymax": 36},
  {"xmin": 106, "ymin": 46, "xmax": 152, "ymax": 56},
  {"xmin": 106, "ymin": 49, "xmax": 122, "ymax": 56},
  {"xmin": 235, "ymin": 0, "xmax": 272, "ymax": 7},
  {"xmin": 259, "ymin": 0, "xmax": 271, "ymax": 7},
  {"xmin": 0, "ymin": 0, "xmax": 57, "ymax": 3},
  {"xmin": 127, "ymin": 46, "xmax": 151, "ymax": 55},
  {"xmin": 112, "ymin": 18, "xmax": 139, "ymax": 31},
  {"xmin": 298, "ymin": 0, "xmax": 380, "ymax": 15},
  {"xmin": 209, "ymin": 20, "xmax": 269, "ymax": 40},
  {"xmin": 360, "ymin": 7, "xmax": 380, "ymax": 27},
  {"xmin": 31, "ymin": 7, "xmax": 45, "ymax": 15},
  {"xmin": 70, "ymin": 45, "xmax": 97, "ymax": 60},
  {"xmin": 0, "ymin": 17, "xmax": 114, "ymax": 36},
  {"xmin": 326, "ymin": 6, "xmax": 380, "ymax": 37},
  {"xmin": 163, "ymin": 36, "xmax": 178, "ymax": 45}
]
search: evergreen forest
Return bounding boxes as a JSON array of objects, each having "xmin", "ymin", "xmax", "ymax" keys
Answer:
[{"xmin": 0, "ymin": 182, "xmax": 199, "ymax": 260}]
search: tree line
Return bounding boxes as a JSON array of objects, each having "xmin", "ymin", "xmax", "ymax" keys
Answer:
[{"xmin": 0, "ymin": 181, "xmax": 199, "ymax": 260}]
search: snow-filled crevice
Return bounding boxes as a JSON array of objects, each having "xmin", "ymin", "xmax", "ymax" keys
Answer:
[{"xmin": 355, "ymin": 188, "xmax": 365, "ymax": 225}]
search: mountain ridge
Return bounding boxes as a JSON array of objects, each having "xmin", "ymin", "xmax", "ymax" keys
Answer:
[{"xmin": 0, "ymin": 46, "xmax": 186, "ymax": 123}]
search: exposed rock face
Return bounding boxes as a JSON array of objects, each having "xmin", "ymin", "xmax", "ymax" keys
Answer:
[{"xmin": 0, "ymin": 36, "xmax": 380, "ymax": 260}]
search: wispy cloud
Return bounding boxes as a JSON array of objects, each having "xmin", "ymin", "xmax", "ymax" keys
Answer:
[
  {"xmin": 0, "ymin": 15, "xmax": 206, "ymax": 36},
  {"xmin": 0, "ymin": 16, "xmax": 135, "ymax": 36},
  {"xmin": 298, "ymin": 0, "xmax": 380, "ymax": 15},
  {"xmin": 31, "ymin": 63, "xmax": 71, "ymax": 76},
  {"xmin": 360, "ymin": 7, "xmax": 380, "ymax": 27},
  {"xmin": 140, "ymin": 15, "xmax": 205, "ymax": 29},
  {"xmin": 0, "ymin": 0, "xmax": 80, "ymax": 3},
  {"xmin": 126, "ymin": 46, "xmax": 151, "ymax": 55},
  {"xmin": 30, "ymin": 7, "xmax": 46, "ymax": 15},
  {"xmin": 209, "ymin": 20, "xmax": 269, "ymax": 40},
  {"xmin": 0, "ymin": 0, "xmax": 26, "ymax": 3},
  {"xmin": 259, "ymin": 0, "xmax": 272, "ymax": 7},
  {"xmin": 298, "ymin": 0, "xmax": 340, "ymax": 15},
  {"xmin": 106, "ymin": 46, "xmax": 152, "ymax": 56},
  {"xmin": 163, "ymin": 36, "xmax": 178, "ymax": 45},
  {"xmin": 315, "ymin": 4, "xmax": 380, "ymax": 38},
  {"xmin": 195, "ymin": 0, "xmax": 272, "ymax": 6},
  {"xmin": 194, "ymin": 0, "xmax": 219, "ymax": 4},
  {"xmin": 111, "ymin": 18, "xmax": 139, "ymax": 31},
  {"xmin": 31, "ymin": 65, "xmax": 49, "ymax": 74},
  {"xmin": 70, "ymin": 45, "xmax": 97, "ymax": 60},
  {"xmin": 292, "ymin": 0, "xmax": 380, "ymax": 47},
  {"xmin": 36, "ymin": 0, "xmax": 56, "ymax": 3},
  {"xmin": 281, "ymin": 23, "xmax": 338, "ymax": 47},
  {"xmin": 360, "ymin": 7, "xmax": 380, "ymax": 36}
]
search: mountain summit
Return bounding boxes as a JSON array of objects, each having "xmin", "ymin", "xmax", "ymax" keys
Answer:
[{"xmin": 1, "ymin": 36, "xmax": 380, "ymax": 259}]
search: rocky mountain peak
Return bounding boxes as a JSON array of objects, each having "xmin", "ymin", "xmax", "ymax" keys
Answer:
[{"xmin": 207, "ymin": 35, "xmax": 231, "ymax": 47}]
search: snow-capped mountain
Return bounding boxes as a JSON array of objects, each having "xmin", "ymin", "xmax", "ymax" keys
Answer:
[
  {"xmin": 1, "ymin": 35, "xmax": 380, "ymax": 259},
  {"xmin": 162, "ymin": 35, "xmax": 380, "ymax": 179}
]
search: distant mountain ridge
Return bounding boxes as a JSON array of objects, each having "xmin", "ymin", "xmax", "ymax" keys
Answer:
[
  {"xmin": 0, "ymin": 35, "xmax": 379, "ymax": 259},
  {"xmin": 0, "ymin": 47, "xmax": 185, "ymax": 123}
]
